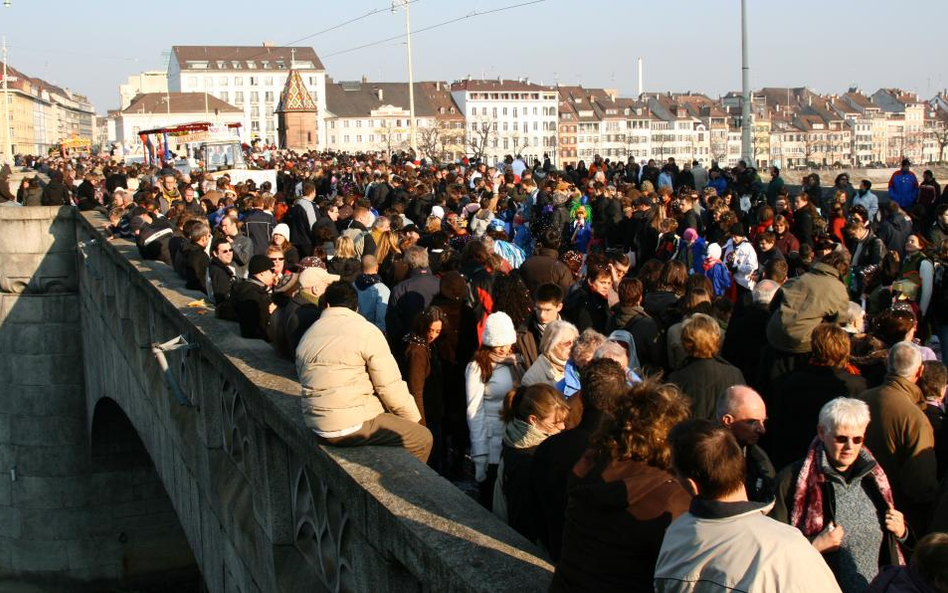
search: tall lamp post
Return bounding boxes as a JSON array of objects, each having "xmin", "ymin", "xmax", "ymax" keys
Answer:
[
  {"xmin": 1, "ymin": 0, "xmax": 12, "ymax": 164},
  {"xmin": 392, "ymin": 0, "xmax": 417, "ymax": 159},
  {"xmin": 740, "ymin": 0, "xmax": 753, "ymax": 164}
]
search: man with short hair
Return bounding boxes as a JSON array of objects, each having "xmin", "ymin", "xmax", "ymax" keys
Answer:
[
  {"xmin": 181, "ymin": 185, "xmax": 204, "ymax": 216},
  {"xmin": 888, "ymin": 159, "xmax": 919, "ymax": 211},
  {"xmin": 531, "ymin": 358, "xmax": 627, "ymax": 561},
  {"xmin": 181, "ymin": 222, "xmax": 211, "ymax": 293},
  {"xmin": 342, "ymin": 205, "xmax": 378, "ymax": 258},
  {"xmin": 717, "ymin": 386, "xmax": 775, "ymax": 503},
  {"xmin": 847, "ymin": 218, "xmax": 886, "ymax": 299},
  {"xmin": 296, "ymin": 281, "xmax": 432, "ymax": 462},
  {"xmin": 654, "ymin": 419, "xmax": 841, "ymax": 593},
  {"xmin": 354, "ymin": 254, "xmax": 390, "ymax": 332},
  {"xmin": 386, "ymin": 246, "xmax": 441, "ymax": 350},
  {"xmin": 242, "ymin": 194, "xmax": 276, "ymax": 255},
  {"xmin": 218, "ymin": 215, "xmax": 254, "ymax": 278},
  {"xmin": 860, "ymin": 341, "xmax": 938, "ymax": 532},
  {"xmin": 207, "ymin": 238, "xmax": 237, "ymax": 320},
  {"xmin": 520, "ymin": 228, "xmax": 573, "ymax": 296},
  {"xmin": 158, "ymin": 174, "xmax": 181, "ymax": 213},
  {"xmin": 516, "ymin": 283, "xmax": 563, "ymax": 368},
  {"xmin": 288, "ymin": 180, "xmax": 318, "ymax": 257}
]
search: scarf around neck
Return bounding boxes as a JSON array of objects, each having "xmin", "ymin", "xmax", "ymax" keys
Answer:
[
  {"xmin": 789, "ymin": 436, "xmax": 904, "ymax": 564},
  {"xmin": 502, "ymin": 418, "xmax": 550, "ymax": 450}
]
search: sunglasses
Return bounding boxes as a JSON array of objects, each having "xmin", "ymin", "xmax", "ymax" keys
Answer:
[
  {"xmin": 218, "ymin": 248, "xmax": 232, "ymax": 254},
  {"xmin": 269, "ymin": 257, "xmax": 284, "ymax": 262},
  {"xmin": 833, "ymin": 435, "xmax": 864, "ymax": 445}
]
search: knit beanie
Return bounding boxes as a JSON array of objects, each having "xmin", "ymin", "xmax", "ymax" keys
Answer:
[
  {"xmin": 482, "ymin": 311, "xmax": 517, "ymax": 347},
  {"xmin": 706, "ymin": 243, "xmax": 722, "ymax": 261}
]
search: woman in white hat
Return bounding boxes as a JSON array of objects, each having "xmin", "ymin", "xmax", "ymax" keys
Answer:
[
  {"xmin": 465, "ymin": 311, "xmax": 524, "ymax": 510},
  {"xmin": 269, "ymin": 222, "xmax": 300, "ymax": 269}
]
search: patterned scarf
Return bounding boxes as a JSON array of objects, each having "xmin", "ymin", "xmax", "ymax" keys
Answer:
[{"xmin": 790, "ymin": 436, "xmax": 904, "ymax": 564}]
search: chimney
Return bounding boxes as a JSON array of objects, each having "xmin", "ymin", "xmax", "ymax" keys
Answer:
[
  {"xmin": 435, "ymin": 81, "xmax": 441, "ymax": 91},
  {"xmin": 377, "ymin": 88, "xmax": 383, "ymax": 101},
  {"xmin": 637, "ymin": 58, "xmax": 644, "ymax": 97},
  {"xmin": 361, "ymin": 74, "xmax": 368, "ymax": 84},
  {"xmin": 262, "ymin": 41, "xmax": 275, "ymax": 48}
]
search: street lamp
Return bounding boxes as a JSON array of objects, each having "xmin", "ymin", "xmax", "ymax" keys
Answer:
[
  {"xmin": 1, "ymin": 0, "xmax": 11, "ymax": 164},
  {"xmin": 392, "ymin": 0, "xmax": 417, "ymax": 159},
  {"xmin": 740, "ymin": 0, "xmax": 753, "ymax": 164}
]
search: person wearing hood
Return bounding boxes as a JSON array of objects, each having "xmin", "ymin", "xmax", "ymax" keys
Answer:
[
  {"xmin": 521, "ymin": 320, "xmax": 579, "ymax": 387},
  {"xmin": 354, "ymin": 254, "xmax": 390, "ymax": 332},
  {"xmin": 878, "ymin": 202, "xmax": 914, "ymax": 258},
  {"xmin": 41, "ymin": 170, "xmax": 72, "ymax": 206},
  {"xmin": 702, "ymin": 243, "xmax": 731, "ymax": 297},
  {"xmin": 677, "ymin": 227, "xmax": 707, "ymax": 275},
  {"xmin": 552, "ymin": 380, "xmax": 692, "ymax": 591},
  {"xmin": 492, "ymin": 383, "xmax": 568, "ymax": 540}
]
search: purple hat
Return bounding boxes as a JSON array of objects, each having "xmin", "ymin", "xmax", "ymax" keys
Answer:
[{"xmin": 682, "ymin": 228, "xmax": 698, "ymax": 242}]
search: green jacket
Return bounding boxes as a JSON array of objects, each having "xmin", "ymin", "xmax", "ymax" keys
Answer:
[
  {"xmin": 766, "ymin": 176, "xmax": 785, "ymax": 206},
  {"xmin": 766, "ymin": 262, "xmax": 849, "ymax": 354}
]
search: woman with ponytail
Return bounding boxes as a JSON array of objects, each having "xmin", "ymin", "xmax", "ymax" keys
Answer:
[{"xmin": 493, "ymin": 383, "xmax": 569, "ymax": 540}]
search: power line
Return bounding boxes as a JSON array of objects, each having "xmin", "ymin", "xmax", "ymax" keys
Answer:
[{"xmin": 322, "ymin": 0, "xmax": 547, "ymax": 59}]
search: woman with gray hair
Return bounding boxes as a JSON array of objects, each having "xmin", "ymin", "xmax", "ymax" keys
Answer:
[
  {"xmin": 556, "ymin": 328, "xmax": 607, "ymax": 398},
  {"xmin": 773, "ymin": 397, "xmax": 910, "ymax": 593},
  {"xmin": 521, "ymin": 320, "xmax": 579, "ymax": 387}
]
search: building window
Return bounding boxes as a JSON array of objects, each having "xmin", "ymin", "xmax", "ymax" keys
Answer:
[
  {"xmin": 250, "ymin": 106, "xmax": 259, "ymax": 117},
  {"xmin": 249, "ymin": 76, "xmax": 258, "ymax": 85},
  {"xmin": 220, "ymin": 91, "xmax": 229, "ymax": 103},
  {"xmin": 264, "ymin": 76, "xmax": 273, "ymax": 86},
  {"xmin": 356, "ymin": 135, "xmax": 362, "ymax": 142},
  {"xmin": 219, "ymin": 77, "xmax": 228, "ymax": 86},
  {"xmin": 265, "ymin": 91, "xmax": 274, "ymax": 102},
  {"xmin": 251, "ymin": 121, "xmax": 260, "ymax": 132},
  {"xmin": 250, "ymin": 92, "xmax": 259, "ymax": 104},
  {"xmin": 234, "ymin": 91, "xmax": 244, "ymax": 104},
  {"xmin": 204, "ymin": 76, "xmax": 213, "ymax": 87}
]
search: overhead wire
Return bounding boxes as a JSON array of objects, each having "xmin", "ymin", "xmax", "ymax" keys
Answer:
[{"xmin": 321, "ymin": 0, "xmax": 547, "ymax": 59}]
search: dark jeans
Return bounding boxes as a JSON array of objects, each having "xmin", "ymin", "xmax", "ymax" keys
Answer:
[
  {"xmin": 478, "ymin": 463, "xmax": 499, "ymax": 511},
  {"xmin": 321, "ymin": 413, "xmax": 433, "ymax": 463}
]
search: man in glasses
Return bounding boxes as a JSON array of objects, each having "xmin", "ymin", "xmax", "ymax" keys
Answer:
[
  {"xmin": 208, "ymin": 239, "xmax": 237, "ymax": 320},
  {"xmin": 717, "ymin": 385, "xmax": 775, "ymax": 503}
]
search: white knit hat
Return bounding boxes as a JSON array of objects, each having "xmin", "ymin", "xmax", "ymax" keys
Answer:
[
  {"xmin": 482, "ymin": 311, "xmax": 517, "ymax": 347},
  {"xmin": 431, "ymin": 205, "xmax": 445, "ymax": 219},
  {"xmin": 273, "ymin": 223, "xmax": 290, "ymax": 240},
  {"xmin": 706, "ymin": 243, "xmax": 722, "ymax": 261}
]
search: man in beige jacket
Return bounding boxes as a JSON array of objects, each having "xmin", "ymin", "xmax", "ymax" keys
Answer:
[{"xmin": 296, "ymin": 281, "xmax": 432, "ymax": 462}]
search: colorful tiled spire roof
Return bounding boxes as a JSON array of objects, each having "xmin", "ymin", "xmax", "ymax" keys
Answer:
[{"xmin": 276, "ymin": 70, "xmax": 317, "ymax": 113}]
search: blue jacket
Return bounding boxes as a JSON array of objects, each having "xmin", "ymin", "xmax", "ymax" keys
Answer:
[
  {"xmin": 677, "ymin": 237, "xmax": 708, "ymax": 275},
  {"xmin": 708, "ymin": 176, "xmax": 728, "ymax": 196},
  {"xmin": 703, "ymin": 261, "xmax": 732, "ymax": 296},
  {"xmin": 888, "ymin": 170, "xmax": 919, "ymax": 210}
]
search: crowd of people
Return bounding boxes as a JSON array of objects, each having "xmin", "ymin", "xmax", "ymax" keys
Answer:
[{"xmin": 6, "ymin": 146, "xmax": 948, "ymax": 592}]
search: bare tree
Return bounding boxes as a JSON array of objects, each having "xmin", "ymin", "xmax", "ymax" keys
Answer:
[
  {"xmin": 932, "ymin": 124, "xmax": 948, "ymax": 164},
  {"xmin": 417, "ymin": 120, "xmax": 461, "ymax": 164},
  {"xmin": 375, "ymin": 120, "xmax": 407, "ymax": 159},
  {"xmin": 710, "ymin": 132, "xmax": 728, "ymax": 164},
  {"xmin": 466, "ymin": 116, "xmax": 495, "ymax": 161}
]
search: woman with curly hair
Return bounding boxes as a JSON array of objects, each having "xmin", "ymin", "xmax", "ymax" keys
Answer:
[
  {"xmin": 490, "ymin": 271, "xmax": 534, "ymax": 330},
  {"xmin": 552, "ymin": 380, "xmax": 692, "ymax": 591}
]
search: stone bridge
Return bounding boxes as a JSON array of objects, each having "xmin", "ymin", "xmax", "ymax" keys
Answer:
[{"xmin": 0, "ymin": 206, "xmax": 552, "ymax": 592}]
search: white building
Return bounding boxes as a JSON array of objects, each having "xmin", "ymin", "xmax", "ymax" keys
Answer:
[
  {"xmin": 119, "ymin": 70, "xmax": 168, "ymax": 110},
  {"xmin": 324, "ymin": 80, "xmax": 464, "ymax": 161},
  {"xmin": 117, "ymin": 92, "xmax": 243, "ymax": 150},
  {"xmin": 451, "ymin": 78, "xmax": 558, "ymax": 165},
  {"xmin": 167, "ymin": 45, "xmax": 327, "ymax": 148}
]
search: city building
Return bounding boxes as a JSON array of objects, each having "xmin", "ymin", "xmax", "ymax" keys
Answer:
[
  {"xmin": 119, "ymin": 70, "xmax": 169, "ymax": 110},
  {"xmin": 450, "ymin": 78, "xmax": 558, "ymax": 165},
  {"xmin": 276, "ymin": 69, "xmax": 318, "ymax": 151},
  {"xmin": 167, "ymin": 45, "xmax": 327, "ymax": 148},
  {"xmin": 872, "ymin": 88, "xmax": 926, "ymax": 165},
  {"xmin": 323, "ymin": 79, "xmax": 464, "ymax": 162},
  {"xmin": 0, "ymin": 60, "xmax": 95, "ymax": 155},
  {"xmin": 117, "ymin": 92, "xmax": 242, "ymax": 149}
]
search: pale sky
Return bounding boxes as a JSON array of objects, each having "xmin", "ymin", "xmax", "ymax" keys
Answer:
[{"xmin": 2, "ymin": 0, "xmax": 945, "ymax": 115}]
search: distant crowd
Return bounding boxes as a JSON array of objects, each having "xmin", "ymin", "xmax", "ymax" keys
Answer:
[{"xmin": 6, "ymin": 147, "xmax": 948, "ymax": 592}]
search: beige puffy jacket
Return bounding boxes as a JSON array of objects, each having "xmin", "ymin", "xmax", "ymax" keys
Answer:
[{"xmin": 296, "ymin": 306, "xmax": 420, "ymax": 433}]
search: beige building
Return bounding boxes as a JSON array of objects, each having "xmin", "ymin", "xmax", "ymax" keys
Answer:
[{"xmin": 119, "ymin": 70, "xmax": 169, "ymax": 110}]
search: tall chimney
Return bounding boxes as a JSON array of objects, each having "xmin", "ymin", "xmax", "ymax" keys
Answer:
[
  {"xmin": 637, "ymin": 58, "xmax": 644, "ymax": 97},
  {"xmin": 377, "ymin": 88, "xmax": 383, "ymax": 101}
]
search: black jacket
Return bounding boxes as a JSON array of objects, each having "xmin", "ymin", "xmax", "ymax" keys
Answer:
[
  {"xmin": 242, "ymin": 209, "xmax": 276, "ymax": 256},
  {"xmin": 182, "ymin": 242, "xmax": 210, "ymax": 293},
  {"xmin": 269, "ymin": 293, "xmax": 322, "ymax": 359},
  {"xmin": 667, "ymin": 356, "xmax": 746, "ymax": 420},
  {"xmin": 562, "ymin": 283, "xmax": 610, "ymax": 334},
  {"xmin": 41, "ymin": 181, "xmax": 72, "ymax": 206},
  {"xmin": 722, "ymin": 302, "xmax": 772, "ymax": 386},
  {"xmin": 208, "ymin": 258, "xmax": 237, "ymax": 320},
  {"xmin": 231, "ymin": 279, "xmax": 272, "ymax": 340},
  {"xmin": 531, "ymin": 408, "xmax": 607, "ymax": 561},
  {"xmin": 766, "ymin": 363, "xmax": 867, "ymax": 470},
  {"xmin": 519, "ymin": 248, "xmax": 573, "ymax": 296}
]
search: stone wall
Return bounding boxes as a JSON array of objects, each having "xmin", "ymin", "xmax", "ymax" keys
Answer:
[
  {"xmin": 0, "ymin": 207, "xmax": 199, "ymax": 590},
  {"xmin": 73, "ymin": 209, "xmax": 553, "ymax": 593}
]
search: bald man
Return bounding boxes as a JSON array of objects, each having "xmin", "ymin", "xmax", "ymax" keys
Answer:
[{"xmin": 717, "ymin": 385, "xmax": 776, "ymax": 503}]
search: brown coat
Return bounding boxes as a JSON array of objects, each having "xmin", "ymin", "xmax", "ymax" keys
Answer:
[{"xmin": 859, "ymin": 374, "xmax": 938, "ymax": 530}]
